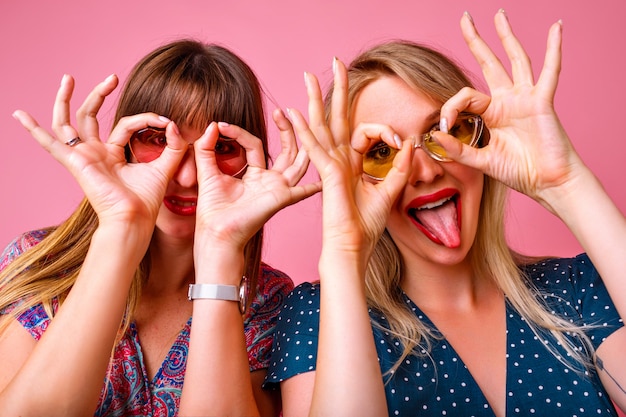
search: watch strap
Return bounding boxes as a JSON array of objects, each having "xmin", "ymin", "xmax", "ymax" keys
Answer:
[{"xmin": 187, "ymin": 284, "xmax": 239, "ymax": 301}]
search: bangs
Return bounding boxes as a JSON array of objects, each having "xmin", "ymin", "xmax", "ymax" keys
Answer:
[{"xmin": 115, "ymin": 41, "xmax": 267, "ymax": 142}]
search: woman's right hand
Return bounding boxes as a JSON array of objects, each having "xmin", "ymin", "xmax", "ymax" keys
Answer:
[
  {"xmin": 12, "ymin": 74, "xmax": 188, "ymax": 229},
  {"xmin": 288, "ymin": 59, "xmax": 413, "ymax": 262}
]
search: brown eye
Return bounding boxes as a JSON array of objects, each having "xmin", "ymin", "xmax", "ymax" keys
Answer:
[
  {"xmin": 215, "ymin": 139, "xmax": 238, "ymax": 156},
  {"xmin": 133, "ymin": 127, "xmax": 166, "ymax": 147},
  {"xmin": 365, "ymin": 142, "xmax": 395, "ymax": 162}
]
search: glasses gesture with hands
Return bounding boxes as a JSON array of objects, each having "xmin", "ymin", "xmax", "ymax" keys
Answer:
[
  {"xmin": 433, "ymin": 11, "xmax": 581, "ymax": 213},
  {"xmin": 192, "ymin": 108, "xmax": 321, "ymax": 252},
  {"xmin": 12, "ymin": 74, "xmax": 189, "ymax": 234},
  {"xmin": 289, "ymin": 62, "xmax": 413, "ymax": 266}
]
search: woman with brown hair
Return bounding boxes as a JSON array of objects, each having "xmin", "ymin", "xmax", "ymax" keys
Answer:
[
  {"xmin": 268, "ymin": 10, "xmax": 626, "ymax": 417},
  {"xmin": 0, "ymin": 40, "xmax": 318, "ymax": 416}
]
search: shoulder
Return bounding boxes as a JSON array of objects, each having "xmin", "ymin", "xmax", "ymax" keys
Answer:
[
  {"xmin": 282, "ymin": 281, "xmax": 320, "ymax": 314},
  {"xmin": 258, "ymin": 263, "xmax": 295, "ymax": 295},
  {"xmin": 0, "ymin": 229, "xmax": 51, "ymax": 272},
  {"xmin": 250, "ymin": 263, "xmax": 295, "ymax": 313},
  {"xmin": 523, "ymin": 253, "xmax": 598, "ymax": 291}
]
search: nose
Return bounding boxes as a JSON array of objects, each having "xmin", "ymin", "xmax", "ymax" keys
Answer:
[
  {"xmin": 408, "ymin": 137, "xmax": 445, "ymax": 185},
  {"xmin": 172, "ymin": 144, "xmax": 197, "ymax": 188}
]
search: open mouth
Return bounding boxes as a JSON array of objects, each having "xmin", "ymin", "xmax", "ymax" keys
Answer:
[
  {"xmin": 408, "ymin": 193, "xmax": 461, "ymax": 248},
  {"xmin": 163, "ymin": 196, "xmax": 198, "ymax": 216}
]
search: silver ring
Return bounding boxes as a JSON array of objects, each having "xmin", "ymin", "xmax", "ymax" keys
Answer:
[{"xmin": 65, "ymin": 137, "xmax": 82, "ymax": 147}]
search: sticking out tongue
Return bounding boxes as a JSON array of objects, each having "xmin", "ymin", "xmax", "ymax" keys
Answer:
[{"xmin": 411, "ymin": 199, "xmax": 461, "ymax": 248}]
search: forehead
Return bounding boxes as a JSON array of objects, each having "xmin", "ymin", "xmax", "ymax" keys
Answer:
[{"xmin": 351, "ymin": 76, "xmax": 440, "ymax": 136}]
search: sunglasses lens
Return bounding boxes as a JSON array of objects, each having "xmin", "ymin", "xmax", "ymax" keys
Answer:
[
  {"xmin": 362, "ymin": 142, "xmax": 399, "ymax": 179},
  {"xmin": 129, "ymin": 127, "xmax": 248, "ymax": 177},
  {"xmin": 215, "ymin": 137, "xmax": 247, "ymax": 177},
  {"xmin": 129, "ymin": 127, "xmax": 166, "ymax": 163},
  {"xmin": 362, "ymin": 115, "xmax": 483, "ymax": 180},
  {"xmin": 425, "ymin": 115, "xmax": 482, "ymax": 160}
]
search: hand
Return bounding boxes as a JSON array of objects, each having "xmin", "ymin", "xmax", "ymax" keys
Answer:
[
  {"xmin": 435, "ymin": 11, "xmax": 585, "ymax": 212},
  {"xmin": 288, "ymin": 59, "xmax": 412, "ymax": 262},
  {"xmin": 13, "ymin": 74, "xmax": 188, "ymax": 229},
  {"xmin": 192, "ymin": 110, "xmax": 320, "ymax": 250}
]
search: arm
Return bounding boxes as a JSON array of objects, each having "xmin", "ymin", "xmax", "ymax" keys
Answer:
[
  {"xmin": 179, "ymin": 111, "xmax": 319, "ymax": 416},
  {"xmin": 1, "ymin": 75, "xmax": 188, "ymax": 415},
  {"xmin": 287, "ymin": 61, "xmax": 413, "ymax": 416},
  {"xmin": 436, "ymin": 10, "xmax": 626, "ymax": 408}
]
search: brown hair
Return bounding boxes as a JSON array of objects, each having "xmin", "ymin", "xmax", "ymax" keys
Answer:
[
  {"xmin": 327, "ymin": 40, "xmax": 593, "ymax": 377},
  {"xmin": 0, "ymin": 40, "xmax": 268, "ymax": 338}
]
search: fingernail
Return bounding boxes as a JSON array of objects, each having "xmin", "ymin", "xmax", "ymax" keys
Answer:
[
  {"xmin": 332, "ymin": 57, "xmax": 338, "ymax": 75},
  {"xmin": 105, "ymin": 74, "xmax": 116, "ymax": 82},
  {"xmin": 158, "ymin": 115, "xmax": 171, "ymax": 122},
  {"xmin": 439, "ymin": 118, "xmax": 449, "ymax": 134},
  {"xmin": 393, "ymin": 134, "xmax": 402, "ymax": 149},
  {"xmin": 464, "ymin": 11, "xmax": 474, "ymax": 24},
  {"xmin": 218, "ymin": 121, "xmax": 230, "ymax": 127},
  {"xmin": 303, "ymin": 72, "xmax": 309, "ymax": 87},
  {"xmin": 285, "ymin": 108, "xmax": 293, "ymax": 118},
  {"xmin": 499, "ymin": 8, "xmax": 507, "ymax": 17}
]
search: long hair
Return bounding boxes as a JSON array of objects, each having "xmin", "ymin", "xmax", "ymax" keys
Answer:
[
  {"xmin": 326, "ymin": 40, "xmax": 593, "ymax": 377},
  {"xmin": 0, "ymin": 40, "xmax": 268, "ymax": 340}
]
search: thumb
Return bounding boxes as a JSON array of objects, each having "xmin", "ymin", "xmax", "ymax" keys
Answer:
[{"xmin": 430, "ymin": 129, "xmax": 487, "ymax": 172}]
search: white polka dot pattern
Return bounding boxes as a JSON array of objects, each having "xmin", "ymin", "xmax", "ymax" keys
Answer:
[{"xmin": 265, "ymin": 254, "xmax": 623, "ymax": 416}]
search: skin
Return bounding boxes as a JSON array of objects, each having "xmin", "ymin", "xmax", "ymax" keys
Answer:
[
  {"xmin": 1, "ymin": 70, "xmax": 320, "ymax": 416},
  {"xmin": 285, "ymin": 10, "xmax": 626, "ymax": 417}
]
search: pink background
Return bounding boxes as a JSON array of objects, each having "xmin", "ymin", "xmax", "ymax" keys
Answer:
[
  {"xmin": 2, "ymin": 2, "xmax": 624, "ymax": 284},
  {"xmin": 1, "ymin": 1, "xmax": 625, "ymax": 414}
]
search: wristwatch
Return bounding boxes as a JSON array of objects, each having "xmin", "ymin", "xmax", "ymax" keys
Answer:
[{"xmin": 188, "ymin": 276, "xmax": 249, "ymax": 314}]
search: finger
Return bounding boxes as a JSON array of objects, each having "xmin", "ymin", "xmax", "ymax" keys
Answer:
[
  {"xmin": 148, "ymin": 121, "xmax": 188, "ymax": 178},
  {"xmin": 107, "ymin": 113, "xmax": 172, "ymax": 148},
  {"xmin": 535, "ymin": 20, "xmax": 563, "ymax": 99},
  {"xmin": 51, "ymin": 74, "xmax": 80, "ymax": 143},
  {"xmin": 439, "ymin": 87, "xmax": 491, "ymax": 129},
  {"xmin": 304, "ymin": 71, "xmax": 334, "ymax": 148},
  {"xmin": 351, "ymin": 123, "xmax": 402, "ymax": 154},
  {"xmin": 216, "ymin": 122, "xmax": 266, "ymax": 169},
  {"xmin": 75, "ymin": 74, "xmax": 119, "ymax": 142},
  {"xmin": 287, "ymin": 107, "xmax": 334, "ymax": 177},
  {"xmin": 329, "ymin": 57, "xmax": 350, "ymax": 146},
  {"xmin": 281, "ymin": 147, "xmax": 311, "ymax": 186},
  {"xmin": 494, "ymin": 10, "xmax": 534, "ymax": 86},
  {"xmin": 271, "ymin": 108, "xmax": 299, "ymax": 172},
  {"xmin": 379, "ymin": 138, "xmax": 413, "ymax": 196},
  {"xmin": 194, "ymin": 122, "xmax": 224, "ymax": 179},
  {"xmin": 13, "ymin": 110, "xmax": 59, "ymax": 153},
  {"xmin": 460, "ymin": 11, "xmax": 513, "ymax": 91},
  {"xmin": 430, "ymin": 130, "xmax": 488, "ymax": 172}
]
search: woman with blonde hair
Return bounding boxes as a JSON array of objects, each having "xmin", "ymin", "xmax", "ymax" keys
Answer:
[
  {"xmin": 267, "ymin": 10, "xmax": 626, "ymax": 417},
  {"xmin": 0, "ymin": 39, "xmax": 318, "ymax": 416}
]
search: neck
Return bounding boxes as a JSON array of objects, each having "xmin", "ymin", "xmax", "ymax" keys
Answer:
[
  {"xmin": 144, "ymin": 235, "xmax": 195, "ymax": 294},
  {"xmin": 400, "ymin": 255, "xmax": 500, "ymax": 315}
]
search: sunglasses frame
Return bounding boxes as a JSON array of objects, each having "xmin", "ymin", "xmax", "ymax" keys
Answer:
[
  {"xmin": 128, "ymin": 126, "xmax": 248, "ymax": 177},
  {"xmin": 363, "ymin": 113, "xmax": 484, "ymax": 181}
]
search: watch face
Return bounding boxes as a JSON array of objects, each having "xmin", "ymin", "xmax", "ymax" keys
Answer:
[{"xmin": 239, "ymin": 275, "xmax": 249, "ymax": 315}]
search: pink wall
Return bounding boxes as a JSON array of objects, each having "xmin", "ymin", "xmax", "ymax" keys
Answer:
[
  {"xmin": 1, "ymin": 1, "xmax": 625, "ymax": 414},
  {"xmin": 2, "ymin": 3, "xmax": 625, "ymax": 283}
]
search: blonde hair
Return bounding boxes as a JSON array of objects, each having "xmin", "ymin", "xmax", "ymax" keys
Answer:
[
  {"xmin": 0, "ymin": 40, "xmax": 268, "ymax": 343},
  {"xmin": 327, "ymin": 40, "xmax": 593, "ymax": 378}
]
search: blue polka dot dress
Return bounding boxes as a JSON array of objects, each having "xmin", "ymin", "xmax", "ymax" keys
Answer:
[{"xmin": 265, "ymin": 254, "xmax": 623, "ymax": 416}]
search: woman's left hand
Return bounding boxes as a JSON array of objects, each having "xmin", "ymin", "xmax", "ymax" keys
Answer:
[
  {"xmin": 435, "ymin": 10, "xmax": 585, "ymax": 213},
  {"xmin": 192, "ymin": 112, "xmax": 320, "ymax": 251}
]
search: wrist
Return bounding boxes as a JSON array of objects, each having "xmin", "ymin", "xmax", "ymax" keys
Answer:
[{"xmin": 188, "ymin": 276, "xmax": 249, "ymax": 314}]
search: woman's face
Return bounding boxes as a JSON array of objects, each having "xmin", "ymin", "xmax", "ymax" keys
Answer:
[
  {"xmin": 352, "ymin": 76, "xmax": 484, "ymax": 267},
  {"xmin": 154, "ymin": 125, "xmax": 204, "ymax": 241}
]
